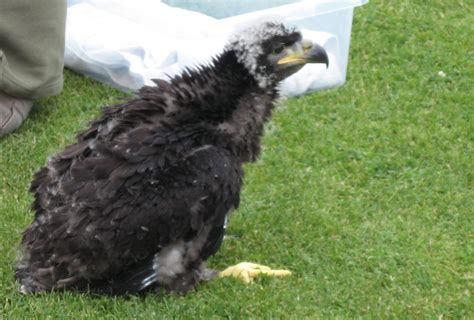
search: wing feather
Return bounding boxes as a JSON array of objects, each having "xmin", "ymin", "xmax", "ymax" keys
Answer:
[{"xmin": 21, "ymin": 130, "xmax": 242, "ymax": 291}]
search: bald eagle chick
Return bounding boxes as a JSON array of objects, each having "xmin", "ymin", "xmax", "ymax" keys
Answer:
[{"xmin": 15, "ymin": 22, "xmax": 328, "ymax": 295}]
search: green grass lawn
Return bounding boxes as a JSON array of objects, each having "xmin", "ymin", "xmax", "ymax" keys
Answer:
[{"xmin": 1, "ymin": 0, "xmax": 472, "ymax": 318}]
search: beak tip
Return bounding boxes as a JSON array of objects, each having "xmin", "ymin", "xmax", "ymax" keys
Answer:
[{"xmin": 304, "ymin": 43, "xmax": 329, "ymax": 67}]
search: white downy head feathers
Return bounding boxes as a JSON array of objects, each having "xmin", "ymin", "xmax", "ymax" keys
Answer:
[{"xmin": 225, "ymin": 22, "xmax": 297, "ymax": 88}]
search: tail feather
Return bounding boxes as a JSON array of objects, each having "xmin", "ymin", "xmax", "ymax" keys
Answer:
[{"xmin": 88, "ymin": 258, "xmax": 157, "ymax": 296}]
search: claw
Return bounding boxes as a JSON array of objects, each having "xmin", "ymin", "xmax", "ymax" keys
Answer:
[{"xmin": 219, "ymin": 262, "xmax": 292, "ymax": 284}]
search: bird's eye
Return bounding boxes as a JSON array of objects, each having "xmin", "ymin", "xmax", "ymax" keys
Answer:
[{"xmin": 272, "ymin": 44, "xmax": 285, "ymax": 55}]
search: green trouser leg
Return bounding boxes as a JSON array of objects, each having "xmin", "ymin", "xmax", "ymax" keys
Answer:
[{"xmin": 0, "ymin": 0, "xmax": 66, "ymax": 100}]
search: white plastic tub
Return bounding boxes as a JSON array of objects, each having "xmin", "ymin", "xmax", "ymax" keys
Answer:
[
  {"xmin": 163, "ymin": 0, "xmax": 367, "ymax": 80},
  {"xmin": 65, "ymin": 0, "xmax": 368, "ymax": 96}
]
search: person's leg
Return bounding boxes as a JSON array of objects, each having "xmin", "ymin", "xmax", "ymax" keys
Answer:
[{"xmin": 0, "ymin": 0, "xmax": 66, "ymax": 136}]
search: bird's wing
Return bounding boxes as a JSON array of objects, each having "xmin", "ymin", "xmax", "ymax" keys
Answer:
[
  {"xmin": 24, "ymin": 132, "xmax": 241, "ymax": 291},
  {"xmin": 82, "ymin": 142, "xmax": 242, "ymax": 265}
]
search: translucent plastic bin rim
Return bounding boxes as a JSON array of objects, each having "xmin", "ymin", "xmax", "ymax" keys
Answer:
[
  {"xmin": 68, "ymin": 1, "xmax": 369, "ymax": 25},
  {"xmin": 214, "ymin": 0, "xmax": 369, "ymax": 26}
]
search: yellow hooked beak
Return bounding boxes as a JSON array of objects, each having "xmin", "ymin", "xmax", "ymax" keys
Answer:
[{"xmin": 277, "ymin": 41, "xmax": 329, "ymax": 68}]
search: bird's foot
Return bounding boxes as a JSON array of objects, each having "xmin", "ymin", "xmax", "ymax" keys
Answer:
[{"xmin": 219, "ymin": 262, "xmax": 291, "ymax": 284}]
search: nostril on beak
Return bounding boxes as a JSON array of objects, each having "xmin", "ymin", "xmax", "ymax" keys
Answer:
[{"xmin": 301, "ymin": 39, "xmax": 313, "ymax": 50}]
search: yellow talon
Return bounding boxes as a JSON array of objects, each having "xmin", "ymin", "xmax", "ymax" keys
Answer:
[{"xmin": 219, "ymin": 262, "xmax": 292, "ymax": 284}]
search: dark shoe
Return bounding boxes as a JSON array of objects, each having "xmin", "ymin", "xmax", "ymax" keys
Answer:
[{"xmin": 0, "ymin": 92, "xmax": 33, "ymax": 137}]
